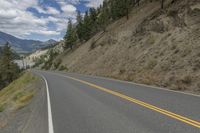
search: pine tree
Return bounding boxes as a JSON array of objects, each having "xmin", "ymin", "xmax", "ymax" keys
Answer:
[
  {"xmin": 125, "ymin": 0, "xmax": 133, "ymax": 20},
  {"xmin": 82, "ymin": 11, "xmax": 92, "ymax": 41},
  {"xmin": 137, "ymin": 0, "xmax": 140, "ymax": 6},
  {"xmin": 97, "ymin": 0, "xmax": 110, "ymax": 31},
  {"xmin": 110, "ymin": 0, "xmax": 132, "ymax": 20},
  {"xmin": 64, "ymin": 19, "xmax": 77, "ymax": 50},
  {"xmin": 0, "ymin": 43, "xmax": 20, "ymax": 89},
  {"xmin": 161, "ymin": 0, "xmax": 164, "ymax": 9},
  {"xmin": 76, "ymin": 11, "xmax": 82, "ymax": 24},
  {"xmin": 76, "ymin": 11, "xmax": 84, "ymax": 41},
  {"xmin": 110, "ymin": 0, "xmax": 118, "ymax": 20},
  {"xmin": 89, "ymin": 8, "xmax": 98, "ymax": 34}
]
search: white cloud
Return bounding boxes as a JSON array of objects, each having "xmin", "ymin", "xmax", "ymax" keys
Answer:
[
  {"xmin": 47, "ymin": 7, "xmax": 60, "ymax": 15},
  {"xmin": 0, "ymin": 9, "xmax": 18, "ymax": 19},
  {"xmin": 32, "ymin": 30, "xmax": 60, "ymax": 35},
  {"xmin": 0, "ymin": 0, "xmax": 103, "ymax": 40},
  {"xmin": 47, "ymin": 16, "xmax": 59, "ymax": 22},
  {"xmin": 85, "ymin": 0, "xmax": 103, "ymax": 8},
  {"xmin": 56, "ymin": 0, "xmax": 79, "ymax": 5},
  {"xmin": 0, "ymin": 0, "xmax": 62, "ymax": 38},
  {"xmin": 56, "ymin": 0, "xmax": 103, "ymax": 8},
  {"xmin": 61, "ymin": 4, "xmax": 76, "ymax": 13},
  {"xmin": 0, "ymin": 0, "xmax": 48, "ymax": 37},
  {"xmin": 34, "ymin": 6, "xmax": 60, "ymax": 15},
  {"xmin": 34, "ymin": 6, "xmax": 47, "ymax": 14}
]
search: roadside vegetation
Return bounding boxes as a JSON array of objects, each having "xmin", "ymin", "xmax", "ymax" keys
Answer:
[
  {"xmin": 0, "ymin": 72, "xmax": 38, "ymax": 112},
  {"xmin": 42, "ymin": 49, "xmax": 59, "ymax": 70},
  {"xmin": 0, "ymin": 43, "xmax": 21, "ymax": 90},
  {"xmin": 0, "ymin": 43, "xmax": 39, "ymax": 112}
]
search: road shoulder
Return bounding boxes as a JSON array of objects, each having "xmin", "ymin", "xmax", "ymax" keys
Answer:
[{"xmin": 0, "ymin": 72, "xmax": 48, "ymax": 133}]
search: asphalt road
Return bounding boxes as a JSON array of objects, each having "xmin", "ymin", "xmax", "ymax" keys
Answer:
[{"xmin": 33, "ymin": 70, "xmax": 200, "ymax": 133}]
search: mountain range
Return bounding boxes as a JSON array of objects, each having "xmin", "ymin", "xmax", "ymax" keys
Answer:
[{"xmin": 0, "ymin": 31, "xmax": 57, "ymax": 53}]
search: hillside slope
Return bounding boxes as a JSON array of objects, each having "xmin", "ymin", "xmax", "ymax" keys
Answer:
[{"xmin": 56, "ymin": 0, "xmax": 200, "ymax": 93}]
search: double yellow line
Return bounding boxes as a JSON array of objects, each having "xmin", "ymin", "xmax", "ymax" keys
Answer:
[{"xmin": 64, "ymin": 75, "xmax": 200, "ymax": 129}]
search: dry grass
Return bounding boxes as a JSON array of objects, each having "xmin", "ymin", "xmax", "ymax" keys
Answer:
[
  {"xmin": 16, "ymin": 92, "xmax": 34, "ymax": 104},
  {"xmin": 0, "ymin": 72, "xmax": 38, "ymax": 112},
  {"xmin": 146, "ymin": 60, "xmax": 157, "ymax": 69},
  {"xmin": 146, "ymin": 35, "xmax": 156, "ymax": 45}
]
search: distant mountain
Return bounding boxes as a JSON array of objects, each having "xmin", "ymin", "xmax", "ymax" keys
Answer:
[
  {"xmin": 0, "ymin": 46, "xmax": 20, "ymax": 59},
  {"xmin": 0, "ymin": 31, "xmax": 57, "ymax": 53},
  {"xmin": 43, "ymin": 39, "xmax": 57, "ymax": 45}
]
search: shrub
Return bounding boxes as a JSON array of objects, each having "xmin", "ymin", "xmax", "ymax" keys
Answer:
[
  {"xmin": 197, "ymin": 83, "xmax": 200, "ymax": 91},
  {"xmin": 53, "ymin": 59, "xmax": 62, "ymax": 69},
  {"xmin": 90, "ymin": 38, "xmax": 96, "ymax": 50},
  {"xmin": 0, "ymin": 103, "xmax": 6, "ymax": 112},
  {"xmin": 13, "ymin": 92, "xmax": 25, "ymax": 101},
  {"xmin": 160, "ymin": 63, "xmax": 170, "ymax": 71},
  {"xmin": 59, "ymin": 65, "xmax": 68, "ymax": 71},
  {"xmin": 146, "ymin": 60, "xmax": 157, "ymax": 69},
  {"xmin": 181, "ymin": 75, "xmax": 192, "ymax": 85},
  {"xmin": 172, "ymin": 75, "xmax": 192, "ymax": 91},
  {"xmin": 17, "ymin": 93, "xmax": 34, "ymax": 103},
  {"xmin": 167, "ymin": 9, "xmax": 178, "ymax": 17},
  {"xmin": 146, "ymin": 35, "xmax": 155, "ymax": 45}
]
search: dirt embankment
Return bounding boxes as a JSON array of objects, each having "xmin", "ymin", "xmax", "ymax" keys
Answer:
[{"xmin": 56, "ymin": 0, "xmax": 200, "ymax": 93}]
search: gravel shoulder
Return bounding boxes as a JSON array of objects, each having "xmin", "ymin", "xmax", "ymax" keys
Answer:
[{"xmin": 0, "ymin": 72, "xmax": 48, "ymax": 133}]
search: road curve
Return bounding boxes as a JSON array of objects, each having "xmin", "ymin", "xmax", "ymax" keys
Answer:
[{"xmin": 33, "ymin": 70, "xmax": 200, "ymax": 133}]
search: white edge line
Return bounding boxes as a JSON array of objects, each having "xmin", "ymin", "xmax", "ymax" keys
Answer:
[
  {"xmin": 40, "ymin": 75, "xmax": 54, "ymax": 133},
  {"xmin": 48, "ymin": 71, "xmax": 200, "ymax": 98}
]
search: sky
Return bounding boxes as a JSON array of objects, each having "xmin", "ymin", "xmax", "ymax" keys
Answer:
[{"xmin": 0, "ymin": 0, "xmax": 103, "ymax": 41}]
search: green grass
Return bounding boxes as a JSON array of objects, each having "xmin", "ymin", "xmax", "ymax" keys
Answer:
[
  {"xmin": 0, "ymin": 72, "xmax": 38, "ymax": 112},
  {"xmin": 13, "ymin": 92, "xmax": 25, "ymax": 101},
  {"xmin": 0, "ymin": 103, "xmax": 6, "ymax": 112}
]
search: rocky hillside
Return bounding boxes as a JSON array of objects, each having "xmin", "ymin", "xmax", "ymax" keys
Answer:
[
  {"xmin": 26, "ymin": 40, "xmax": 64, "ymax": 68},
  {"xmin": 53, "ymin": 0, "xmax": 200, "ymax": 93}
]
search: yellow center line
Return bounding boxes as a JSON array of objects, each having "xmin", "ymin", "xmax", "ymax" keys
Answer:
[{"xmin": 63, "ymin": 75, "xmax": 200, "ymax": 129}]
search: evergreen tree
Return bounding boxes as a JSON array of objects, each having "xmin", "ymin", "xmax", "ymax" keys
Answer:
[
  {"xmin": 125, "ymin": 0, "xmax": 133, "ymax": 20},
  {"xmin": 0, "ymin": 43, "xmax": 20, "ymax": 90},
  {"xmin": 97, "ymin": 0, "xmax": 110, "ymax": 31},
  {"xmin": 76, "ymin": 11, "xmax": 84, "ymax": 41},
  {"xmin": 64, "ymin": 19, "xmax": 77, "ymax": 49},
  {"xmin": 110, "ymin": 0, "xmax": 132, "ymax": 20},
  {"xmin": 110, "ymin": 0, "xmax": 118, "ymax": 20},
  {"xmin": 161, "ymin": 0, "xmax": 164, "ymax": 9},
  {"xmin": 137, "ymin": 0, "xmax": 140, "ymax": 6},
  {"xmin": 82, "ymin": 11, "xmax": 92, "ymax": 41},
  {"xmin": 89, "ymin": 8, "xmax": 98, "ymax": 34},
  {"xmin": 76, "ymin": 10, "xmax": 83, "ymax": 24}
]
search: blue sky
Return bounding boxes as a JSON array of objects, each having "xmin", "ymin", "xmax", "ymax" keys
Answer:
[{"xmin": 0, "ymin": 0, "xmax": 103, "ymax": 41}]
